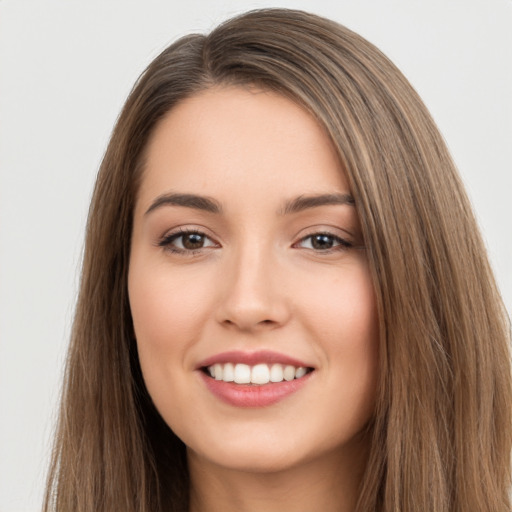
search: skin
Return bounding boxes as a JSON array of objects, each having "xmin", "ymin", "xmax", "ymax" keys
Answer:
[{"xmin": 128, "ymin": 86, "xmax": 379, "ymax": 512}]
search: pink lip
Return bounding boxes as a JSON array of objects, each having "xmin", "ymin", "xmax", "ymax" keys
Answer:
[
  {"xmin": 197, "ymin": 350, "xmax": 312, "ymax": 369},
  {"xmin": 196, "ymin": 350, "xmax": 315, "ymax": 408},
  {"xmin": 199, "ymin": 371, "xmax": 313, "ymax": 408}
]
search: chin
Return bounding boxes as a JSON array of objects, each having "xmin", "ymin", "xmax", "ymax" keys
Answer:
[
  {"xmin": 184, "ymin": 420, "xmax": 364, "ymax": 476},
  {"xmin": 190, "ymin": 442, "xmax": 310, "ymax": 474}
]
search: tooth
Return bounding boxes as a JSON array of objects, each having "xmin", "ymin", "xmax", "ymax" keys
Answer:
[
  {"xmin": 269, "ymin": 364, "xmax": 284, "ymax": 382},
  {"xmin": 223, "ymin": 363, "xmax": 234, "ymax": 382},
  {"xmin": 251, "ymin": 364, "xmax": 270, "ymax": 384},
  {"xmin": 283, "ymin": 365, "xmax": 295, "ymax": 381},
  {"xmin": 295, "ymin": 367, "xmax": 307, "ymax": 378},
  {"xmin": 234, "ymin": 363, "xmax": 251, "ymax": 384},
  {"xmin": 213, "ymin": 363, "xmax": 223, "ymax": 380},
  {"xmin": 210, "ymin": 362, "xmax": 307, "ymax": 384}
]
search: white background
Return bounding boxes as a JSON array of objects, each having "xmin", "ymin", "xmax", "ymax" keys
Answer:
[{"xmin": 1, "ymin": 1, "xmax": 511, "ymax": 510}]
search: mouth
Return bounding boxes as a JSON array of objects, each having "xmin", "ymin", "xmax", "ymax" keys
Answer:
[
  {"xmin": 197, "ymin": 351, "xmax": 315, "ymax": 407},
  {"xmin": 202, "ymin": 362, "xmax": 314, "ymax": 385}
]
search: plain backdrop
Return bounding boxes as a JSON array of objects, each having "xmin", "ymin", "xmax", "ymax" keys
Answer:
[{"xmin": 1, "ymin": 1, "xmax": 511, "ymax": 510}]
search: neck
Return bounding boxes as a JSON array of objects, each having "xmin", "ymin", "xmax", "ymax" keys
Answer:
[{"xmin": 187, "ymin": 437, "xmax": 369, "ymax": 512}]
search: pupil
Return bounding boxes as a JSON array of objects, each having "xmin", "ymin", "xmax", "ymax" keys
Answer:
[
  {"xmin": 183, "ymin": 233, "xmax": 204, "ymax": 249},
  {"xmin": 312, "ymin": 234, "xmax": 333, "ymax": 250}
]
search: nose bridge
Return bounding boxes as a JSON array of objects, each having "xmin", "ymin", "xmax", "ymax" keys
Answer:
[{"xmin": 218, "ymin": 237, "xmax": 289, "ymax": 330}]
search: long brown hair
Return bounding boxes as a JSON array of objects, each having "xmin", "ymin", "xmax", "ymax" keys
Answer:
[{"xmin": 44, "ymin": 8, "xmax": 512, "ymax": 512}]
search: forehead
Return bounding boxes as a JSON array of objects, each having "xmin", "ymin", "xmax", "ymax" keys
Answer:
[{"xmin": 137, "ymin": 86, "xmax": 349, "ymax": 212}]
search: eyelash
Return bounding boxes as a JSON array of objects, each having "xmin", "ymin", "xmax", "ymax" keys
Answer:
[
  {"xmin": 294, "ymin": 232, "xmax": 353, "ymax": 253},
  {"xmin": 157, "ymin": 228, "xmax": 217, "ymax": 255},
  {"xmin": 158, "ymin": 228, "xmax": 353, "ymax": 256}
]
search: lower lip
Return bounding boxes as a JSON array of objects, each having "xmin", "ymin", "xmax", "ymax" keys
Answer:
[{"xmin": 200, "ymin": 371, "xmax": 313, "ymax": 408}]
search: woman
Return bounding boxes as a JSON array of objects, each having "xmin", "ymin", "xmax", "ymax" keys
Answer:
[{"xmin": 44, "ymin": 8, "xmax": 512, "ymax": 512}]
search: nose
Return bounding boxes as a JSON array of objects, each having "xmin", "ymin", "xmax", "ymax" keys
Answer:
[{"xmin": 216, "ymin": 244, "xmax": 291, "ymax": 332}]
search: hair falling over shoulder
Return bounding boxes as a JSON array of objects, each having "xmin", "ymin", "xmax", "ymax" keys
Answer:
[{"xmin": 43, "ymin": 8, "xmax": 512, "ymax": 512}]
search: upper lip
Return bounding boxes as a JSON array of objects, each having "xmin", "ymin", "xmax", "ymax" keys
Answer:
[{"xmin": 197, "ymin": 350, "xmax": 313, "ymax": 370}]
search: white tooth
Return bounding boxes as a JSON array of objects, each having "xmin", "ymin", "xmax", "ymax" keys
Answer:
[
  {"xmin": 234, "ymin": 363, "xmax": 251, "ymax": 384},
  {"xmin": 295, "ymin": 367, "xmax": 307, "ymax": 379},
  {"xmin": 208, "ymin": 366, "xmax": 215, "ymax": 378},
  {"xmin": 283, "ymin": 365, "xmax": 295, "ymax": 381},
  {"xmin": 213, "ymin": 363, "xmax": 223, "ymax": 380},
  {"xmin": 269, "ymin": 364, "xmax": 284, "ymax": 382},
  {"xmin": 223, "ymin": 363, "xmax": 234, "ymax": 382},
  {"xmin": 251, "ymin": 364, "xmax": 270, "ymax": 385}
]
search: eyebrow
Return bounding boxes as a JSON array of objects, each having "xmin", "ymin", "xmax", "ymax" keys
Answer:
[
  {"xmin": 144, "ymin": 191, "xmax": 355, "ymax": 216},
  {"xmin": 145, "ymin": 193, "xmax": 223, "ymax": 215},
  {"xmin": 279, "ymin": 193, "xmax": 355, "ymax": 215}
]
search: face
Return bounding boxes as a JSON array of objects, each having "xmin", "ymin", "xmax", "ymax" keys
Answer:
[{"xmin": 128, "ymin": 86, "xmax": 379, "ymax": 474}]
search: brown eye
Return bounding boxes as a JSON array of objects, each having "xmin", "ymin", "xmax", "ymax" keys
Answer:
[
  {"xmin": 297, "ymin": 233, "xmax": 352, "ymax": 252},
  {"xmin": 182, "ymin": 233, "xmax": 206, "ymax": 250},
  {"xmin": 158, "ymin": 230, "xmax": 217, "ymax": 253},
  {"xmin": 311, "ymin": 234, "xmax": 335, "ymax": 250}
]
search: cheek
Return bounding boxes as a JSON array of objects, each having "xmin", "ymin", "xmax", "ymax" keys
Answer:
[
  {"xmin": 297, "ymin": 262, "xmax": 379, "ymax": 408},
  {"xmin": 128, "ymin": 261, "xmax": 213, "ymax": 372},
  {"xmin": 127, "ymin": 260, "xmax": 218, "ymax": 428},
  {"xmin": 333, "ymin": 267, "xmax": 379, "ymax": 378},
  {"xmin": 299, "ymin": 262, "xmax": 378, "ymax": 346}
]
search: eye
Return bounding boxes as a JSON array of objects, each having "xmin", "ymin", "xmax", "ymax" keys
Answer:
[
  {"xmin": 296, "ymin": 232, "xmax": 352, "ymax": 252},
  {"xmin": 158, "ymin": 229, "xmax": 218, "ymax": 253}
]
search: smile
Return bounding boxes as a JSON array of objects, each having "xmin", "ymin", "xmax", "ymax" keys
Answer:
[
  {"xmin": 198, "ymin": 351, "xmax": 315, "ymax": 407},
  {"xmin": 205, "ymin": 363, "xmax": 311, "ymax": 385}
]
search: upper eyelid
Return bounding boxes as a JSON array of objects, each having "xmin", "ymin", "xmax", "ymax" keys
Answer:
[
  {"xmin": 294, "ymin": 225, "xmax": 354, "ymax": 241},
  {"xmin": 299, "ymin": 232, "xmax": 349, "ymax": 241},
  {"xmin": 159, "ymin": 225, "xmax": 218, "ymax": 241},
  {"xmin": 294, "ymin": 232, "xmax": 352, "ymax": 248},
  {"xmin": 160, "ymin": 229, "xmax": 217, "ymax": 245}
]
